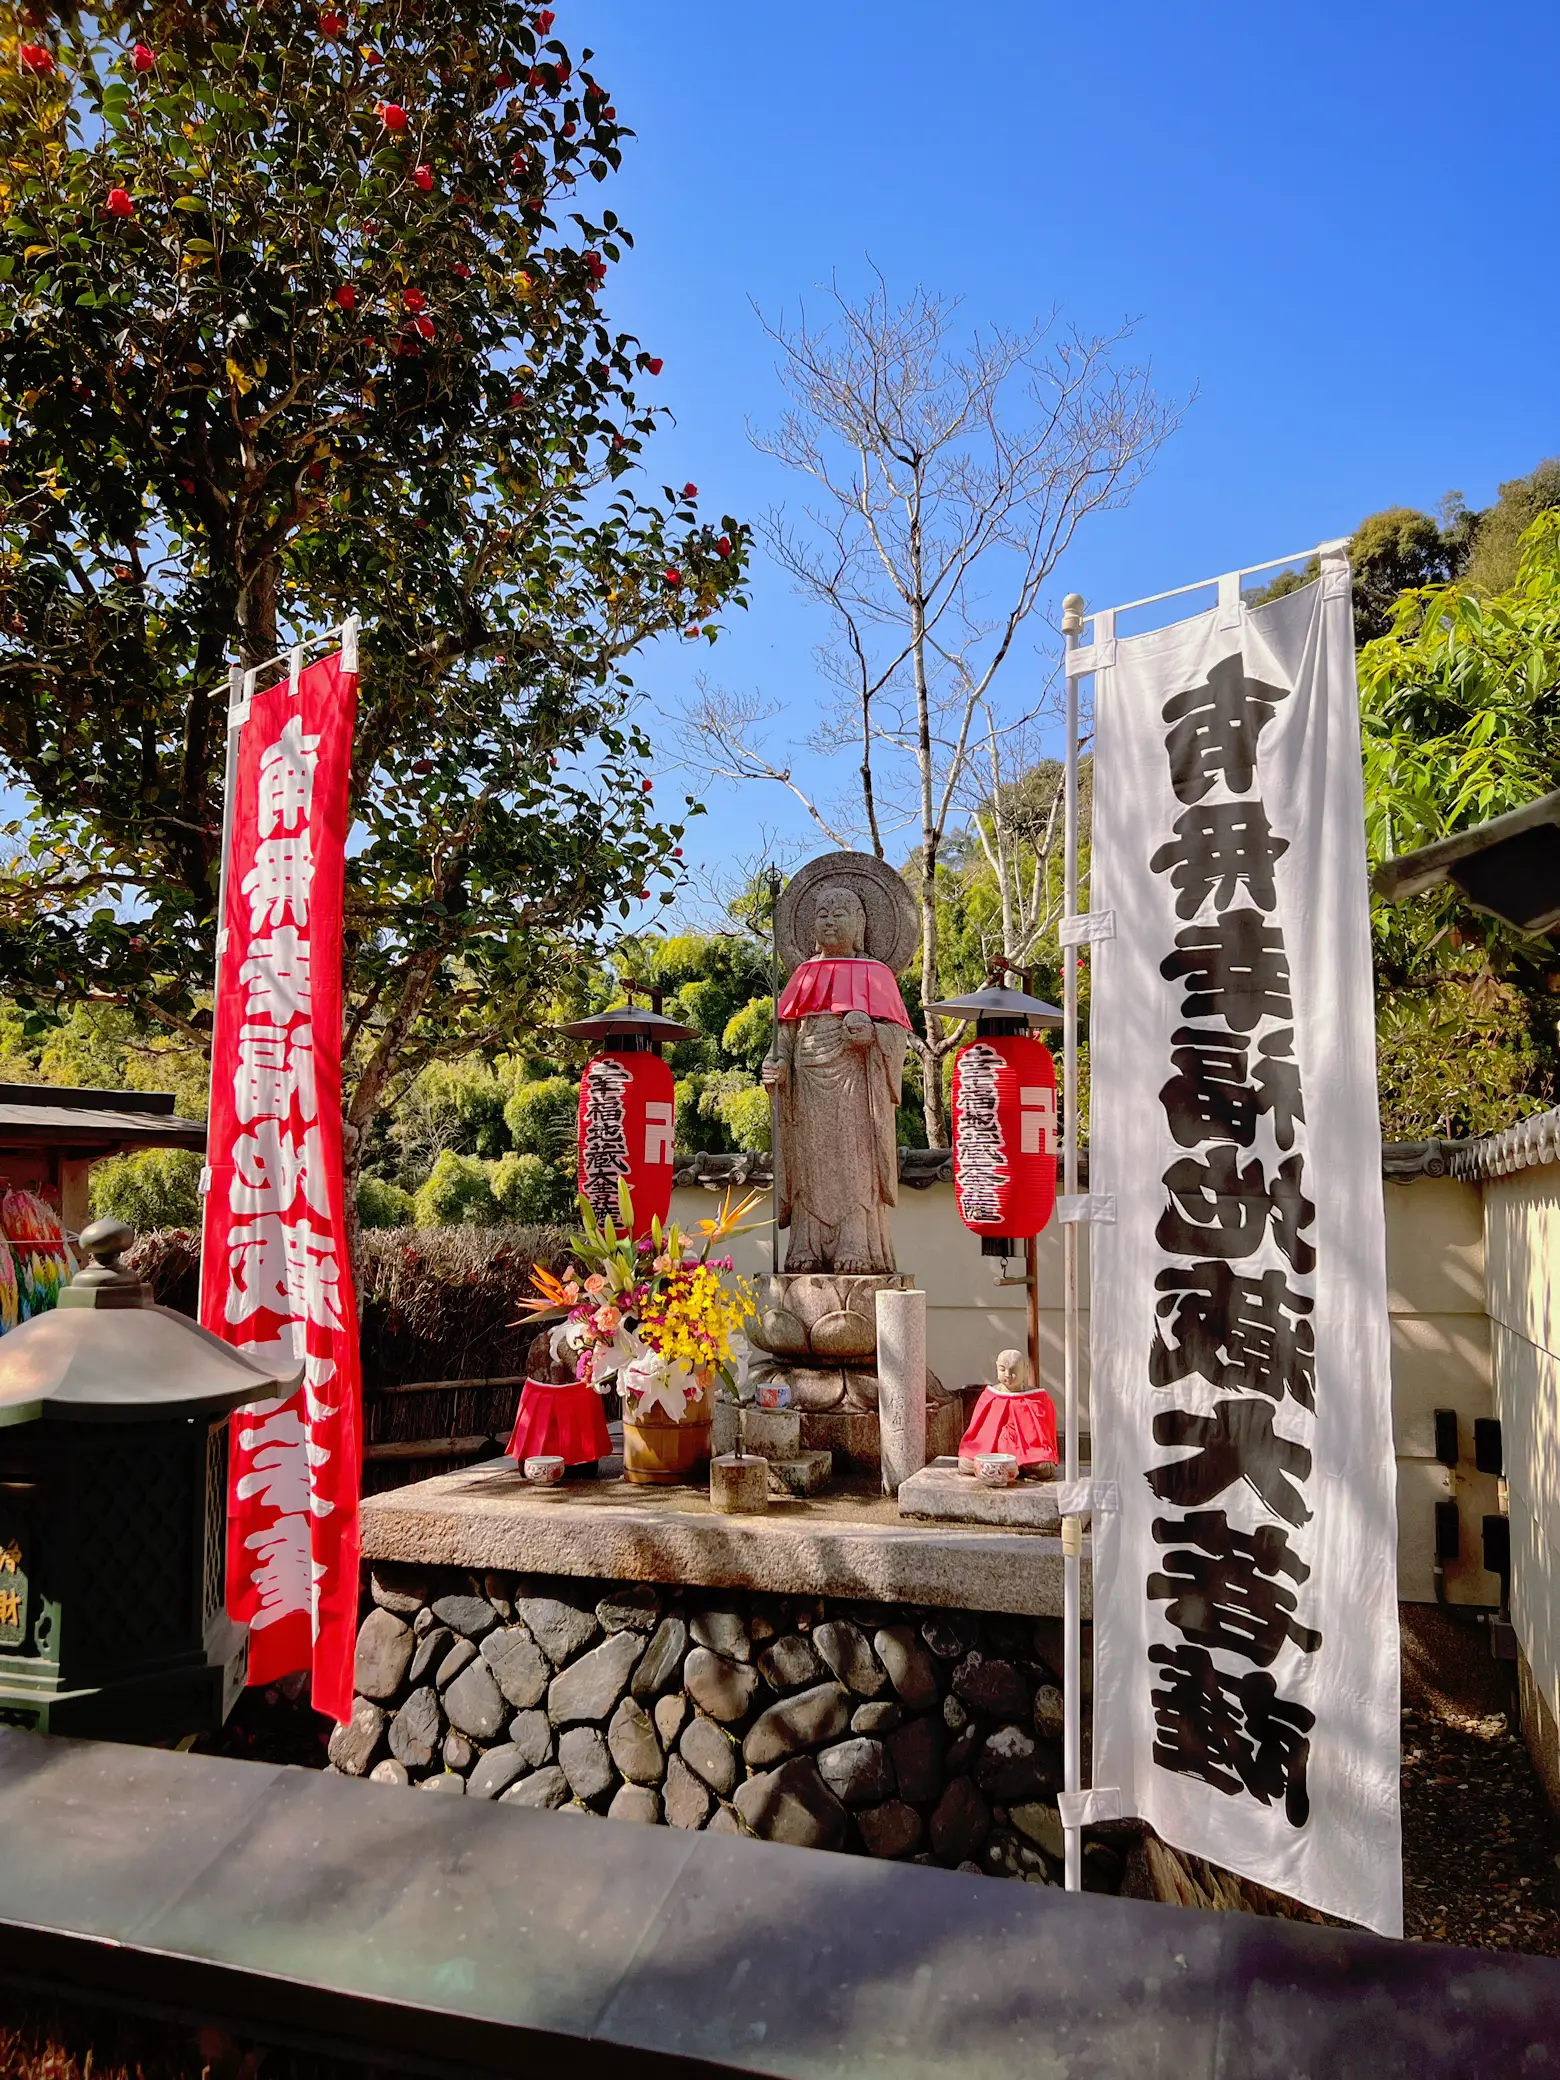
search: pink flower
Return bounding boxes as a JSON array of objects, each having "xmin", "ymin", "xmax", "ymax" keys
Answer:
[
  {"xmin": 584, "ymin": 1273, "xmax": 606, "ymax": 1295},
  {"xmin": 594, "ymin": 1305, "xmax": 621, "ymax": 1335}
]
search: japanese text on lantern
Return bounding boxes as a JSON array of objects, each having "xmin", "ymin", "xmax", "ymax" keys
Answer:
[
  {"xmin": 1143, "ymin": 655, "xmax": 1320, "ymax": 1829},
  {"xmin": 225, "ymin": 717, "xmax": 343, "ymax": 1344},
  {"xmin": 580, "ymin": 1058, "xmax": 633, "ymax": 1219},
  {"xmin": 954, "ymin": 1043, "xmax": 1007, "ymax": 1227}
]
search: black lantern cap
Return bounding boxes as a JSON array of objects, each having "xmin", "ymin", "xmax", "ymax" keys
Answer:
[
  {"xmin": 557, "ymin": 1006, "xmax": 699, "ymax": 1044},
  {"xmin": 923, "ymin": 984, "xmax": 1063, "ymax": 1028},
  {"xmin": 0, "ymin": 1220, "xmax": 303, "ymax": 1428}
]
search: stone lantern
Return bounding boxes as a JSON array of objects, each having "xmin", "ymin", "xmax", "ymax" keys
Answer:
[{"xmin": 0, "ymin": 1218, "xmax": 301, "ymax": 1740}]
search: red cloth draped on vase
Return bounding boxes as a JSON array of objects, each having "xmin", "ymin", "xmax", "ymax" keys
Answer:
[
  {"xmin": 776, "ymin": 957, "xmax": 912, "ymax": 1029},
  {"xmin": 959, "ymin": 1386, "xmax": 1058, "ymax": 1467},
  {"xmin": 507, "ymin": 1379, "xmax": 613, "ymax": 1466}
]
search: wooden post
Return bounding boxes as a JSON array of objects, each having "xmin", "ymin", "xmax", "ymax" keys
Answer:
[{"xmin": 1025, "ymin": 1234, "xmax": 1040, "ymax": 1394}]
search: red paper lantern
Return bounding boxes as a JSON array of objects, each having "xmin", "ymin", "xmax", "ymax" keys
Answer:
[
  {"xmin": 951, "ymin": 1034, "xmax": 1057, "ymax": 1241},
  {"xmin": 578, "ymin": 1050, "xmax": 676, "ymax": 1237}
]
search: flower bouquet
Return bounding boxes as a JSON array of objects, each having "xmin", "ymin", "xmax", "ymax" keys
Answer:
[{"xmin": 512, "ymin": 1181, "xmax": 759, "ymax": 1485}]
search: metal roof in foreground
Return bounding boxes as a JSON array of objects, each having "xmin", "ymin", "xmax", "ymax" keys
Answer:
[{"xmin": 0, "ymin": 1729, "xmax": 1555, "ymax": 2078}]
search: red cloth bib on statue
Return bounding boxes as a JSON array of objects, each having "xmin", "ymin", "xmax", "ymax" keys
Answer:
[
  {"xmin": 776, "ymin": 957, "xmax": 912, "ymax": 1028},
  {"xmin": 507, "ymin": 1379, "xmax": 613, "ymax": 1468},
  {"xmin": 959, "ymin": 1386, "xmax": 1058, "ymax": 1468}
]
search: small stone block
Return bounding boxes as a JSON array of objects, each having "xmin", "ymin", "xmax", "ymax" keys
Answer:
[
  {"xmin": 739, "ymin": 1406, "xmax": 803, "ymax": 1460},
  {"xmin": 710, "ymin": 1453, "xmax": 770, "ymax": 1514},
  {"xmin": 767, "ymin": 1451, "xmax": 832, "ymax": 1498},
  {"xmin": 896, "ymin": 1463, "xmax": 1064, "ymax": 1531}
]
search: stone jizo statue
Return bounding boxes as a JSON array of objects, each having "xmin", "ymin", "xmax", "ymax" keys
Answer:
[
  {"xmin": 994, "ymin": 1348, "xmax": 1029, "ymax": 1394},
  {"xmin": 763, "ymin": 853, "xmax": 919, "ymax": 1276}
]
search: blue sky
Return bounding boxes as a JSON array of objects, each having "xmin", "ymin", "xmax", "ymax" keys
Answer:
[{"xmin": 573, "ymin": 0, "xmax": 1560, "ymax": 901}]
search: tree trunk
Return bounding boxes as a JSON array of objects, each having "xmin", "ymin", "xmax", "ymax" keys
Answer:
[{"xmin": 908, "ymin": 523, "xmax": 950, "ymax": 1148}]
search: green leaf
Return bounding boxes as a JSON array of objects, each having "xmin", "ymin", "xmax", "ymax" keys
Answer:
[{"xmin": 171, "ymin": 197, "xmax": 206, "ymax": 214}]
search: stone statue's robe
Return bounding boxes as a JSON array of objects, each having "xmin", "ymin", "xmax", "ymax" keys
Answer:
[{"xmin": 771, "ymin": 958, "xmax": 909, "ymax": 1274}]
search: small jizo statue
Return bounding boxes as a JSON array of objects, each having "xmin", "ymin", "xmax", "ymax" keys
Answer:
[
  {"xmin": 993, "ymin": 1349, "xmax": 1029, "ymax": 1394},
  {"xmin": 959, "ymin": 1346, "xmax": 1058, "ymax": 1472},
  {"xmin": 763, "ymin": 862, "xmax": 916, "ymax": 1275}
]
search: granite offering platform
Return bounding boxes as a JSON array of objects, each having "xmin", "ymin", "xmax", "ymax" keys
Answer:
[
  {"xmin": 897, "ymin": 1460, "xmax": 1074, "ymax": 1532},
  {"xmin": 361, "ymin": 1454, "xmax": 1089, "ymax": 1620}
]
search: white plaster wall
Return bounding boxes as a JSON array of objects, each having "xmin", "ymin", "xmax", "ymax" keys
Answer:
[
  {"xmin": 672, "ymin": 1169, "xmax": 1495, "ymax": 1602},
  {"xmin": 1484, "ymin": 1165, "xmax": 1560, "ymax": 1738}
]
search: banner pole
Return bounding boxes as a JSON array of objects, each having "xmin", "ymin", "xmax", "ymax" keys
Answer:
[
  {"xmin": 1060, "ymin": 592, "xmax": 1086, "ymax": 1895},
  {"xmin": 204, "ymin": 666, "xmax": 248, "ymax": 1132},
  {"xmin": 767, "ymin": 865, "xmax": 783, "ymax": 1275}
]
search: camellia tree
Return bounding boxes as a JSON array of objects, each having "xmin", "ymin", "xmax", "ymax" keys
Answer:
[{"xmin": 0, "ymin": 0, "xmax": 747, "ymax": 1177}]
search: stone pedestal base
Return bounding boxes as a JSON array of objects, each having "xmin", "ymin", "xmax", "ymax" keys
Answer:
[
  {"xmin": 710, "ymin": 1454, "xmax": 770, "ymax": 1515},
  {"xmin": 801, "ymin": 1401, "xmax": 964, "ymax": 1477}
]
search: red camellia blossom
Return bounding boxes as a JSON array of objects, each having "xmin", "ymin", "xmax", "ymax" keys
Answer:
[
  {"xmin": 378, "ymin": 100, "xmax": 407, "ymax": 130},
  {"xmin": 561, "ymin": 121, "xmax": 576, "ymax": 137},
  {"xmin": 318, "ymin": 10, "xmax": 343, "ymax": 38},
  {"xmin": 105, "ymin": 187, "xmax": 135, "ymax": 218},
  {"xmin": 603, "ymin": 105, "xmax": 616, "ymax": 120},
  {"xmin": 333, "ymin": 283, "xmax": 356, "ymax": 310},
  {"xmin": 717, "ymin": 535, "xmax": 732, "ymax": 557},
  {"xmin": 19, "ymin": 43, "xmax": 54, "ymax": 74},
  {"xmin": 495, "ymin": 68, "xmax": 513, "ymax": 90},
  {"xmin": 413, "ymin": 314, "xmax": 435, "ymax": 339},
  {"xmin": 509, "ymin": 390, "xmax": 526, "ymax": 408},
  {"xmin": 452, "ymin": 262, "xmax": 472, "ymax": 279},
  {"xmin": 131, "ymin": 41, "xmax": 156, "ymax": 71},
  {"xmin": 611, "ymin": 434, "xmax": 626, "ymax": 450},
  {"xmin": 537, "ymin": 9, "xmax": 555, "ymax": 29},
  {"xmin": 672, "ymin": 848, "xmax": 683, "ymax": 859},
  {"xmin": 364, "ymin": 48, "xmax": 383, "ymax": 67},
  {"xmin": 684, "ymin": 625, "xmax": 701, "ymax": 639},
  {"xmin": 663, "ymin": 568, "xmax": 681, "ymax": 587},
  {"xmin": 584, "ymin": 252, "xmax": 607, "ymax": 286},
  {"xmin": 682, "ymin": 483, "xmax": 697, "ymax": 498},
  {"xmin": 413, "ymin": 163, "xmax": 434, "ymax": 191},
  {"xmin": 646, "ymin": 357, "xmax": 663, "ymax": 376},
  {"xmin": 637, "ymin": 891, "xmax": 650, "ymax": 901},
  {"xmin": 402, "ymin": 287, "xmax": 426, "ymax": 312},
  {"xmin": 641, "ymin": 779, "xmax": 654, "ymax": 792}
]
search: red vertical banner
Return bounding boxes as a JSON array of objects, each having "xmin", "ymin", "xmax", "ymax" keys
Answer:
[{"xmin": 200, "ymin": 646, "xmax": 362, "ymax": 1724}]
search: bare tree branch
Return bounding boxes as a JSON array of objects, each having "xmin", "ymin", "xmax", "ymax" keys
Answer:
[{"xmin": 685, "ymin": 270, "xmax": 1182, "ymax": 1139}]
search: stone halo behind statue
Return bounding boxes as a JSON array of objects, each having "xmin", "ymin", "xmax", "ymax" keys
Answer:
[{"xmin": 774, "ymin": 849, "xmax": 919, "ymax": 979}]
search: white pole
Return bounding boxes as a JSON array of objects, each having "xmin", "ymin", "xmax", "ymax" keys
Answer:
[
  {"xmin": 1060, "ymin": 591, "xmax": 1086, "ymax": 1895},
  {"xmin": 204, "ymin": 664, "xmax": 248, "ymax": 1128}
]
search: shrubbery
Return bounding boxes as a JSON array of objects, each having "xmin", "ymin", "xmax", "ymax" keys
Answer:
[{"xmin": 89, "ymin": 1147, "xmax": 203, "ymax": 1231}]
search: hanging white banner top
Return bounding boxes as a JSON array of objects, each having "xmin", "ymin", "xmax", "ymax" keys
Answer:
[{"xmin": 1086, "ymin": 552, "xmax": 1402, "ymax": 1935}]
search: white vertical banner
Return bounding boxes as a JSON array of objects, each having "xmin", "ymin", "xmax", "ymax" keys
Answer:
[{"xmin": 1088, "ymin": 553, "xmax": 1402, "ymax": 1935}]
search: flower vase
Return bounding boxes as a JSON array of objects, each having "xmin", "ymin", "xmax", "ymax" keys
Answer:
[{"xmin": 621, "ymin": 1369, "xmax": 714, "ymax": 1486}]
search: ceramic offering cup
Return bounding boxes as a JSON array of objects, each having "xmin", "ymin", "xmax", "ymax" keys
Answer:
[
  {"xmin": 756, "ymin": 1381, "xmax": 792, "ymax": 1410},
  {"xmin": 523, "ymin": 1454, "xmax": 566, "ymax": 1486},
  {"xmin": 974, "ymin": 1452, "xmax": 1019, "ymax": 1487}
]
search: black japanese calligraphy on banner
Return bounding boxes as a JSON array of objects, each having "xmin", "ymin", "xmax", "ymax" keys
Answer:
[
  {"xmin": 1088, "ymin": 567, "xmax": 1401, "ymax": 1936},
  {"xmin": 1141, "ymin": 657, "xmax": 1321, "ymax": 1828}
]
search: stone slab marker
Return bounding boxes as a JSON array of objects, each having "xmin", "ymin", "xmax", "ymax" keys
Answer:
[{"xmin": 876, "ymin": 1288, "xmax": 927, "ymax": 1496}]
